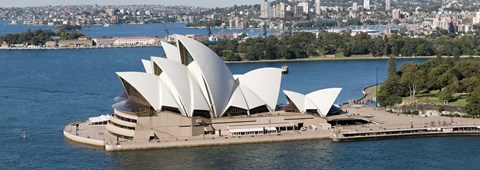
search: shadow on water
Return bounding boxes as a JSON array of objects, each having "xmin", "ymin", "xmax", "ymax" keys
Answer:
[{"xmin": 108, "ymin": 140, "xmax": 336, "ymax": 169}]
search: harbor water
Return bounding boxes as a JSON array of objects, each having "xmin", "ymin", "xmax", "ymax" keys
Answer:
[{"xmin": 1, "ymin": 21, "xmax": 479, "ymax": 169}]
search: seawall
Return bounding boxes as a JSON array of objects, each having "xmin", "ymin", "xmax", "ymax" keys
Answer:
[{"xmin": 105, "ymin": 132, "xmax": 331, "ymax": 151}]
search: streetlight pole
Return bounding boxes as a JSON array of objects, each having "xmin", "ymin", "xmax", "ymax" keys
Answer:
[{"xmin": 375, "ymin": 67, "xmax": 378, "ymax": 105}]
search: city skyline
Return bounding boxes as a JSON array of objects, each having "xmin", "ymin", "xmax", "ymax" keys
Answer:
[{"xmin": 0, "ymin": 0, "xmax": 259, "ymax": 8}]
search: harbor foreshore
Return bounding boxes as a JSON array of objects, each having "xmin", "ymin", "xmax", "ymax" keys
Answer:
[
  {"xmin": 64, "ymin": 122, "xmax": 331, "ymax": 151},
  {"xmin": 64, "ymin": 84, "xmax": 480, "ymax": 151},
  {"xmin": 64, "ymin": 103, "xmax": 480, "ymax": 151}
]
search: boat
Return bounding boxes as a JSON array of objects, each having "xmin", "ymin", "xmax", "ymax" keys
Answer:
[
  {"xmin": 103, "ymin": 24, "xmax": 110, "ymax": 27},
  {"xmin": 281, "ymin": 64, "xmax": 288, "ymax": 74}
]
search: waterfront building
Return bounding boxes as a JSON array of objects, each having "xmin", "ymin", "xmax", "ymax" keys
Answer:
[
  {"xmin": 1, "ymin": 41, "xmax": 8, "ymax": 48},
  {"xmin": 45, "ymin": 41, "xmax": 57, "ymax": 47},
  {"xmin": 113, "ymin": 37, "xmax": 156, "ymax": 46},
  {"xmin": 92, "ymin": 37, "xmax": 157, "ymax": 47},
  {"xmin": 364, "ymin": 0, "xmax": 370, "ymax": 10},
  {"xmin": 70, "ymin": 35, "xmax": 340, "ymax": 143},
  {"xmin": 93, "ymin": 38, "xmax": 115, "ymax": 47},
  {"xmin": 57, "ymin": 39, "xmax": 93, "ymax": 47}
]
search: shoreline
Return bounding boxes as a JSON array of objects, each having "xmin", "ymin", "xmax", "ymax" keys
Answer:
[
  {"xmin": 63, "ymin": 121, "xmax": 332, "ymax": 151},
  {"xmin": 224, "ymin": 56, "xmax": 437, "ymax": 64},
  {"xmin": 63, "ymin": 83, "xmax": 480, "ymax": 151},
  {"xmin": 0, "ymin": 45, "xmax": 161, "ymax": 50}
]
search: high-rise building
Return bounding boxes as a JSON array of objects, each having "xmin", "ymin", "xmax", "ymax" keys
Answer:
[
  {"xmin": 364, "ymin": 0, "xmax": 370, "ymax": 10},
  {"xmin": 473, "ymin": 12, "xmax": 480, "ymax": 24},
  {"xmin": 274, "ymin": 2, "xmax": 286, "ymax": 18},
  {"xmin": 315, "ymin": 0, "xmax": 321, "ymax": 15},
  {"xmin": 385, "ymin": 0, "xmax": 391, "ymax": 11},
  {"xmin": 298, "ymin": 1, "xmax": 309, "ymax": 14},
  {"xmin": 261, "ymin": 0, "xmax": 271, "ymax": 18},
  {"xmin": 352, "ymin": 2, "xmax": 358, "ymax": 11},
  {"xmin": 392, "ymin": 9, "xmax": 401, "ymax": 19}
]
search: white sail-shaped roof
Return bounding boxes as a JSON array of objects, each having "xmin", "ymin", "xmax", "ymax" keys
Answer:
[
  {"xmin": 114, "ymin": 36, "xmax": 288, "ymax": 118},
  {"xmin": 176, "ymin": 35, "xmax": 235, "ymax": 118},
  {"xmin": 141, "ymin": 59, "xmax": 153, "ymax": 74},
  {"xmin": 283, "ymin": 88, "xmax": 342, "ymax": 117},
  {"xmin": 116, "ymin": 72, "xmax": 177, "ymax": 112},
  {"xmin": 116, "ymin": 72, "xmax": 161, "ymax": 110},
  {"xmin": 283, "ymin": 90, "xmax": 306, "ymax": 112},
  {"xmin": 161, "ymin": 41, "xmax": 181, "ymax": 63},
  {"xmin": 238, "ymin": 68, "xmax": 282, "ymax": 111},
  {"xmin": 222, "ymin": 85, "xmax": 249, "ymax": 113},
  {"xmin": 307, "ymin": 88, "xmax": 342, "ymax": 117},
  {"xmin": 238, "ymin": 84, "xmax": 267, "ymax": 111},
  {"xmin": 152, "ymin": 57, "xmax": 210, "ymax": 117}
]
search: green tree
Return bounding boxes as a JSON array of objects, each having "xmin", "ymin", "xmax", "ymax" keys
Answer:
[
  {"xmin": 466, "ymin": 87, "xmax": 480, "ymax": 116},
  {"xmin": 370, "ymin": 37, "xmax": 385, "ymax": 57},
  {"xmin": 387, "ymin": 56, "xmax": 397, "ymax": 78},
  {"xmin": 399, "ymin": 62, "xmax": 426, "ymax": 103},
  {"xmin": 378, "ymin": 75, "xmax": 403, "ymax": 106}
]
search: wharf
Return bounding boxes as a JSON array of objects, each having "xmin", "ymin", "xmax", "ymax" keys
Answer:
[
  {"xmin": 332, "ymin": 126, "xmax": 480, "ymax": 141},
  {"xmin": 329, "ymin": 104, "xmax": 480, "ymax": 141}
]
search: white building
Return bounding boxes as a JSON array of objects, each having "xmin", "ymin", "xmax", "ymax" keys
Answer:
[
  {"xmin": 364, "ymin": 0, "xmax": 370, "ymax": 10},
  {"xmin": 261, "ymin": 0, "xmax": 271, "ymax": 18},
  {"xmin": 65, "ymin": 35, "xmax": 341, "ymax": 145},
  {"xmin": 473, "ymin": 12, "xmax": 480, "ymax": 24},
  {"xmin": 353, "ymin": 2, "xmax": 358, "ymax": 11},
  {"xmin": 274, "ymin": 2, "xmax": 286, "ymax": 18},
  {"xmin": 298, "ymin": 2, "xmax": 309, "ymax": 14},
  {"xmin": 315, "ymin": 0, "xmax": 321, "ymax": 15},
  {"xmin": 113, "ymin": 37, "xmax": 156, "ymax": 46},
  {"xmin": 385, "ymin": 0, "xmax": 391, "ymax": 11}
]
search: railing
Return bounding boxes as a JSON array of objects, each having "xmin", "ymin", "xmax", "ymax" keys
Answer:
[{"xmin": 334, "ymin": 122, "xmax": 480, "ymax": 134}]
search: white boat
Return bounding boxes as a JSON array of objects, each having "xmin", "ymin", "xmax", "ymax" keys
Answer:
[{"xmin": 281, "ymin": 64, "xmax": 288, "ymax": 74}]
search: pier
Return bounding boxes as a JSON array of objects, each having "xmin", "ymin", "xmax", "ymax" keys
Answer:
[
  {"xmin": 332, "ymin": 126, "xmax": 480, "ymax": 141},
  {"xmin": 328, "ymin": 103, "xmax": 480, "ymax": 141}
]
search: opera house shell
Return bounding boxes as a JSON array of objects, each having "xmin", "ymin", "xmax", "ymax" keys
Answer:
[
  {"xmin": 114, "ymin": 35, "xmax": 282, "ymax": 119},
  {"xmin": 283, "ymin": 88, "xmax": 342, "ymax": 117}
]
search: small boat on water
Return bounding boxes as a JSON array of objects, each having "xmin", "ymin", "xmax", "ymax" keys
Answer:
[{"xmin": 281, "ymin": 64, "xmax": 288, "ymax": 74}]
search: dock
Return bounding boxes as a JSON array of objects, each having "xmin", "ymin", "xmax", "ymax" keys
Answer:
[{"xmin": 332, "ymin": 126, "xmax": 480, "ymax": 141}]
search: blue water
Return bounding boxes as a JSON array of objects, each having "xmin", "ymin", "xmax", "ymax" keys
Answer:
[
  {"xmin": 1, "ymin": 24, "xmax": 479, "ymax": 169},
  {"xmin": 0, "ymin": 20, "xmax": 278, "ymax": 38}
]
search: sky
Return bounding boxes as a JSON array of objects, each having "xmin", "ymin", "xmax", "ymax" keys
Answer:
[{"xmin": 0, "ymin": 0, "xmax": 259, "ymax": 8}]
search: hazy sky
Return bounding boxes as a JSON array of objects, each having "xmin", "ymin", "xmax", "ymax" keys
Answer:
[{"xmin": 0, "ymin": 0, "xmax": 259, "ymax": 8}]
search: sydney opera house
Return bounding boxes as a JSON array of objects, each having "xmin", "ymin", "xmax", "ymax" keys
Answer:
[{"xmin": 65, "ymin": 35, "xmax": 342, "ymax": 146}]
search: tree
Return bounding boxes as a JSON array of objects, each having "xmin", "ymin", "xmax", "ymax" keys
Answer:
[
  {"xmin": 378, "ymin": 75, "xmax": 403, "ymax": 106},
  {"xmin": 387, "ymin": 56, "xmax": 397, "ymax": 78},
  {"xmin": 399, "ymin": 62, "xmax": 426, "ymax": 104},
  {"xmin": 392, "ymin": 19, "xmax": 400, "ymax": 25},
  {"xmin": 438, "ymin": 89, "xmax": 456, "ymax": 102},
  {"xmin": 349, "ymin": 33, "xmax": 371, "ymax": 55},
  {"xmin": 370, "ymin": 37, "xmax": 385, "ymax": 57},
  {"xmin": 466, "ymin": 87, "xmax": 480, "ymax": 116}
]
